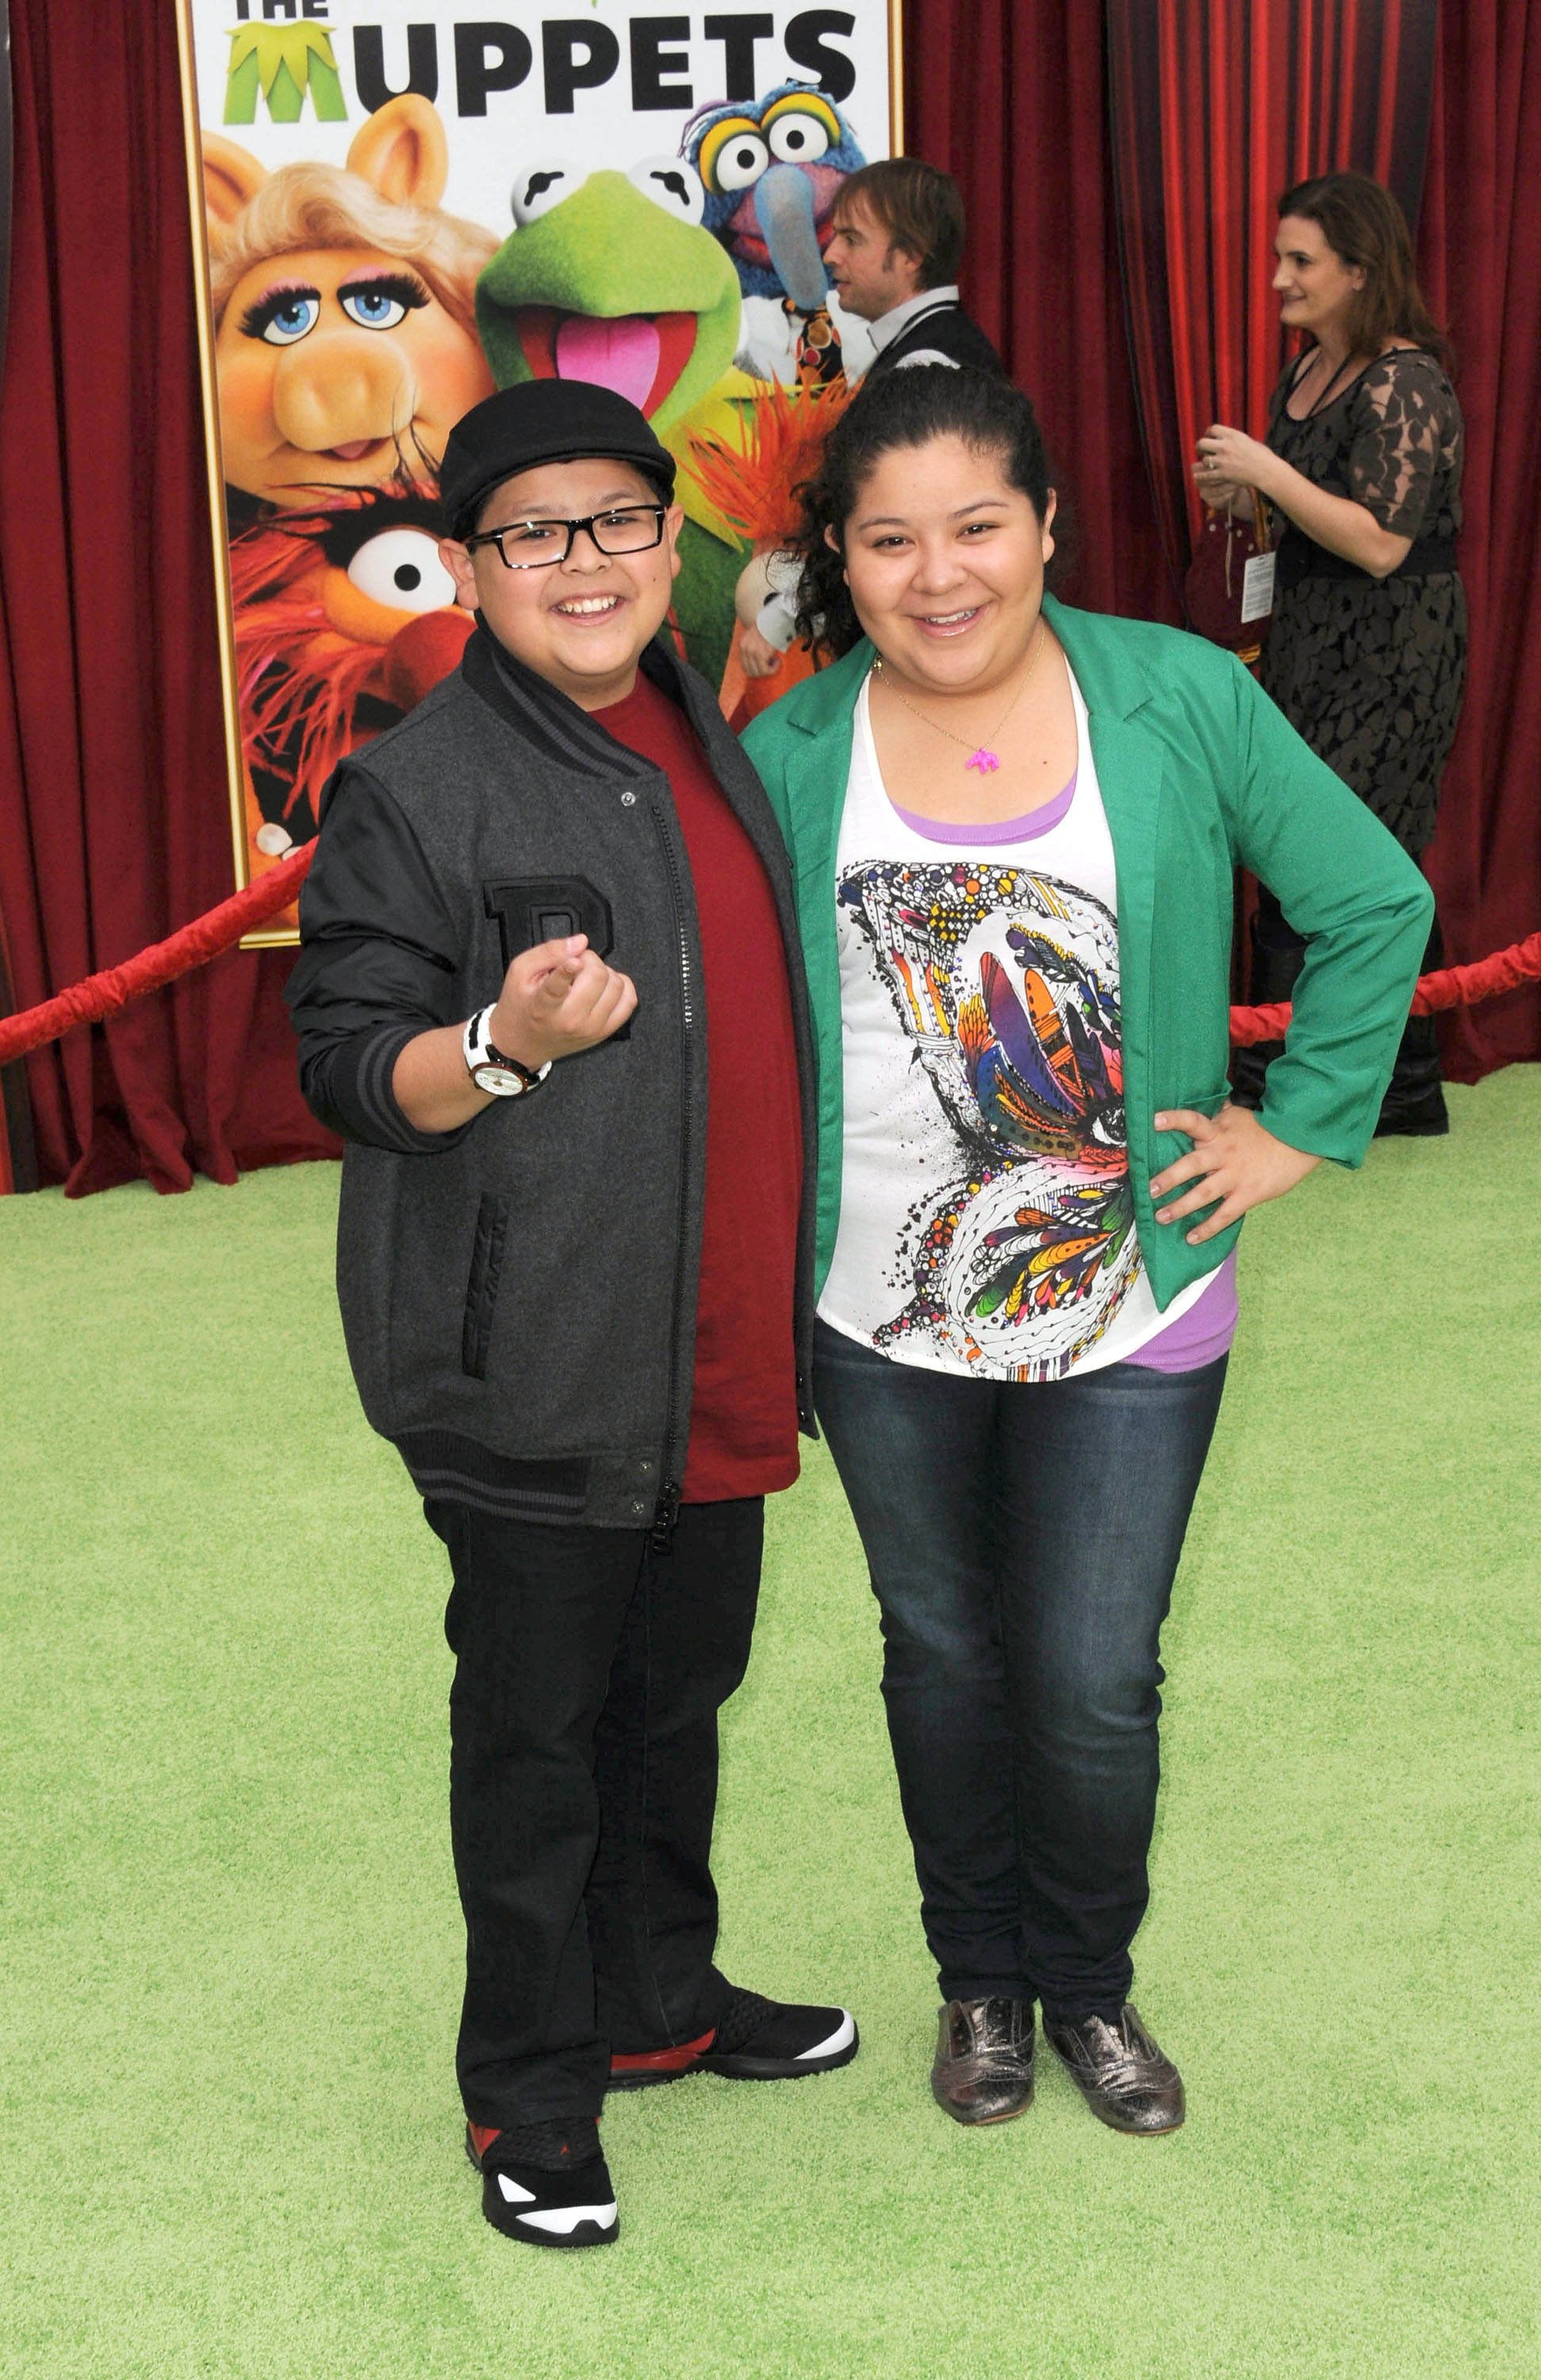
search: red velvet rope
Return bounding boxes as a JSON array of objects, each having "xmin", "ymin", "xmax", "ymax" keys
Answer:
[
  {"xmin": 1228, "ymin": 927, "xmax": 1541, "ymax": 1046},
  {"xmin": 0, "ymin": 845, "xmax": 314, "ymax": 1065},
  {"xmin": 0, "ymin": 840, "xmax": 1535, "ymax": 1069}
]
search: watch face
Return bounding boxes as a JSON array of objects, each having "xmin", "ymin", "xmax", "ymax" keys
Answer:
[{"xmin": 472, "ymin": 1063, "xmax": 527, "ymax": 1096}]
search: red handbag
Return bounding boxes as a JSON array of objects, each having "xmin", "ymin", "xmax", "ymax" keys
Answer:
[{"xmin": 1184, "ymin": 493, "xmax": 1274, "ymax": 662}]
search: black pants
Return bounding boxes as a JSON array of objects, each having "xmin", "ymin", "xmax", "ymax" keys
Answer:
[
  {"xmin": 426, "ymin": 1496, "xmax": 763, "ymax": 2128},
  {"xmin": 1232, "ymin": 885, "xmax": 1448, "ymax": 1134}
]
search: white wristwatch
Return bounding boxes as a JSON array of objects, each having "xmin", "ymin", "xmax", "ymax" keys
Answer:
[{"xmin": 462, "ymin": 1007, "xmax": 552, "ymax": 1098}]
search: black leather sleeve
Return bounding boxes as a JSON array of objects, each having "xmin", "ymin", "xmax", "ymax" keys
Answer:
[{"xmin": 284, "ymin": 762, "xmax": 473, "ymax": 1154}]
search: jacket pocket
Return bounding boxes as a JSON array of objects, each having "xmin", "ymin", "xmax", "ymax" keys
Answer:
[{"xmin": 461, "ymin": 1192, "xmax": 510, "ymax": 1380}]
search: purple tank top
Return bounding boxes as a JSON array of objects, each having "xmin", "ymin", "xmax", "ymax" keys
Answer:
[{"xmin": 889, "ymin": 772, "xmax": 1078, "ymax": 846}]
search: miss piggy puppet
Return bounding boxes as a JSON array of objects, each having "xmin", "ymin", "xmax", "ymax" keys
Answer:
[{"xmin": 203, "ymin": 94, "xmax": 495, "ymax": 510}]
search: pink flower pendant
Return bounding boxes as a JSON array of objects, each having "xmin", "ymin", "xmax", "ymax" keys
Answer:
[{"xmin": 966, "ymin": 747, "xmax": 1001, "ymax": 774}]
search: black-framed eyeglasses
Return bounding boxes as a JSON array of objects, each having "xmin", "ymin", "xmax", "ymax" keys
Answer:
[{"xmin": 463, "ymin": 507, "xmax": 668, "ymax": 570}]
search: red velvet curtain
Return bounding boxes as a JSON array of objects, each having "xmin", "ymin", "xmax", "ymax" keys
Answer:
[
  {"xmin": 903, "ymin": 0, "xmax": 1179, "ymax": 626},
  {"xmin": 1416, "ymin": 5, "xmax": 1541, "ymax": 1076},
  {"xmin": 0, "ymin": 0, "xmax": 335, "ymax": 1192},
  {"xmin": 0, "ymin": 908, "xmax": 33, "ymax": 1192},
  {"xmin": 0, "ymin": 2, "xmax": 1532, "ymax": 1199},
  {"xmin": 1106, "ymin": 0, "xmax": 1438, "ymax": 581}
]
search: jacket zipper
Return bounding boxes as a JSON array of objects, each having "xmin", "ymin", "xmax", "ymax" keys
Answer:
[{"xmin": 648, "ymin": 795, "xmax": 695, "ymax": 1546}]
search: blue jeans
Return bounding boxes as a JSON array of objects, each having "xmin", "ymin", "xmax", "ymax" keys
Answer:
[{"xmin": 813, "ymin": 1319, "xmax": 1227, "ymax": 2022}]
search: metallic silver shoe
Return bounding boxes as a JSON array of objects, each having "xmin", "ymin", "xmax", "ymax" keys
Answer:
[
  {"xmin": 1043, "ymin": 2003, "xmax": 1185, "ymax": 2134},
  {"xmin": 930, "ymin": 1996, "xmax": 1036, "ymax": 2125}
]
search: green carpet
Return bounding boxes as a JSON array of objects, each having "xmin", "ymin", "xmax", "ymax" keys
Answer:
[{"xmin": 2, "ymin": 1071, "xmax": 1538, "ymax": 2379}]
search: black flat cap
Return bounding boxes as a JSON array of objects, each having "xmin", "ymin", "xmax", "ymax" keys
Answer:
[{"xmin": 439, "ymin": 382, "xmax": 676, "ymax": 539}]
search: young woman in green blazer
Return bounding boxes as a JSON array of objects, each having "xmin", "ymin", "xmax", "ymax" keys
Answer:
[{"xmin": 742, "ymin": 367, "xmax": 1431, "ymax": 2137}]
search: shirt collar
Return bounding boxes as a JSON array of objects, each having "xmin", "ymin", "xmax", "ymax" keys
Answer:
[
  {"xmin": 868, "ymin": 285, "xmax": 961, "ymax": 354},
  {"xmin": 465, "ymin": 616, "xmax": 685, "ymax": 777}
]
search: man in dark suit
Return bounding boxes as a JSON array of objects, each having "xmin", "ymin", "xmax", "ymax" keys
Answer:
[{"xmin": 822, "ymin": 158, "xmax": 1005, "ymax": 376}]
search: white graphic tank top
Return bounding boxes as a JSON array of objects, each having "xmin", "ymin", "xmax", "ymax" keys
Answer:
[{"xmin": 818, "ymin": 667, "xmax": 1220, "ymax": 1382}]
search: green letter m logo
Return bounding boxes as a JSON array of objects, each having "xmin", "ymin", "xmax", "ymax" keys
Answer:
[{"xmin": 224, "ymin": 24, "xmax": 348, "ymax": 125}]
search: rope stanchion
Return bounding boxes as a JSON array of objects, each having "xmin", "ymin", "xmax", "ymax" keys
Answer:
[
  {"xmin": 1408, "ymin": 927, "xmax": 1541, "ymax": 1014},
  {"xmin": 1228, "ymin": 927, "xmax": 1541, "ymax": 1046},
  {"xmin": 1228, "ymin": 999, "xmax": 1294, "ymax": 1049},
  {"xmin": 0, "ymin": 845, "xmax": 314, "ymax": 1068}
]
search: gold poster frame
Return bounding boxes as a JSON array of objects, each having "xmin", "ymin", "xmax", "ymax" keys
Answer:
[
  {"xmin": 174, "ymin": 0, "xmax": 906, "ymax": 947},
  {"xmin": 174, "ymin": 0, "xmax": 264, "ymax": 939}
]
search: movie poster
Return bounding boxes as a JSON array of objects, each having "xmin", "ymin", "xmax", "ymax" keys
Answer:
[{"xmin": 175, "ymin": 2, "xmax": 901, "ymax": 939}]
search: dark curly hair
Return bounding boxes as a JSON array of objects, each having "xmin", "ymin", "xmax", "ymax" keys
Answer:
[{"xmin": 788, "ymin": 366, "xmax": 1061, "ymax": 660}]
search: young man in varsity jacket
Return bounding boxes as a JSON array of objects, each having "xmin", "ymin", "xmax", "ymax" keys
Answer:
[{"xmin": 286, "ymin": 382, "xmax": 857, "ymax": 2251}]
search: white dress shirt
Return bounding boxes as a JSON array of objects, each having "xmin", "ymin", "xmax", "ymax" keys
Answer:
[{"xmin": 866, "ymin": 285, "xmax": 964, "ymax": 371}]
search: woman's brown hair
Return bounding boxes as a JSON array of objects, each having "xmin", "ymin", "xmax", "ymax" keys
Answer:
[{"xmin": 1278, "ymin": 171, "xmax": 1453, "ymax": 371}]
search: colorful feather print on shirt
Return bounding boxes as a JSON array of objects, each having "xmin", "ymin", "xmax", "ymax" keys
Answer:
[{"xmin": 838, "ymin": 858, "xmax": 1138, "ymax": 1381}]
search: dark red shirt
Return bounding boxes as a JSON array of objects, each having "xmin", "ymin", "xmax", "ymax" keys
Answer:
[{"xmin": 593, "ymin": 672, "xmax": 802, "ymax": 1501}]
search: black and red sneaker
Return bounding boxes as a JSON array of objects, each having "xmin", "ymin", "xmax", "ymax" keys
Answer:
[
  {"xmin": 608, "ymin": 1985, "xmax": 858, "ymax": 2091},
  {"xmin": 465, "ymin": 2117, "xmax": 618, "ymax": 2248}
]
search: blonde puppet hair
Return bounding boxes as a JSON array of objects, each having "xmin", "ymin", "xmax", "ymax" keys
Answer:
[{"xmin": 204, "ymin": 97, "xmax": 496, "ymax": 340}]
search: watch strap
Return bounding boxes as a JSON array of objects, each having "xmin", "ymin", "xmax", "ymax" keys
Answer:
[{"xmin": 462, "ymin": 1007, "xmax": 551, "ymax": 1096}]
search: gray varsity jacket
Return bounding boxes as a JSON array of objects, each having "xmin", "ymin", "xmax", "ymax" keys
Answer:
[{"xmin": 285, "ymin": 620, "xmax": 818, "ymax": 1529}]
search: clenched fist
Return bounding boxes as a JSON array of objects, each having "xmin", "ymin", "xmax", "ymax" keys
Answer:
[
  {"xmin": 490, "ymin": 935, "xmax": 638, "ymax": 1070},
  {"xmin": 391, "ymin": 935, "xmax": 637, "ymax": 1134}
]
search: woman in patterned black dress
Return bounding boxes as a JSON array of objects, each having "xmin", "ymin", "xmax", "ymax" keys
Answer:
[{"xmin": 1194, "ymin": 172, "xmax": 1466, "ymax": 1134}]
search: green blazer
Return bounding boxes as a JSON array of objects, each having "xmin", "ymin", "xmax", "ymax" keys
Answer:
[{"xmin": 742, "ymin": 594, "xmax": 1435, "ymax": 1311}]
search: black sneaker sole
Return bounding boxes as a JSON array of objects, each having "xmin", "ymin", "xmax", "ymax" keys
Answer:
[
  {"xmin": 466, "ymin": 2136, "xmax": 619, "ymax": 2247},
  {"xmin": 608, "ymin": 2011, "xmax": 860, "ymax": 2090},
  {"xmin": 607, "ymin": 2031, "xmax": 861, "ymax": 2090},
  {"xmin": 482, "ymin": 2193, "xmax": 619, "ymax": 2247},
  {"xmin": 696, "ymin": 2032, "xmax": 861, "ymax": 2081}
]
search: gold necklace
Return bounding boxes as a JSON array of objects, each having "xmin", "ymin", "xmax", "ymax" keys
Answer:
[{"xmin": 873, "ymin": 615, "xmax": 1048, "ymax": 774}]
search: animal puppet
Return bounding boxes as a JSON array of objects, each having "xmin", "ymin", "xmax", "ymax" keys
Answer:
[
  {"xmin": 230, "ymin": 485, "xmax": 473, "ymax": 916},
  {"xmin": 203, "ymin": 96, "xmax": 495, "ymax": 511},
  {"xmin": 475, "ymin": 159, "xmax": 753, "ymax": 688},
  {"xmin": 683, "ymin": 83, "xmax": 869, "ymax": 384},
  {"xmin": 475, "ymin": 159, "xmax": 740, "ymax": 428},
  {"xmin": 688, "ymin": 375, "xmax": 851, "ymax": 724},
  {"xmin": 686, "ymin": 82, "xmax": 864, "ymax": 305}
]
